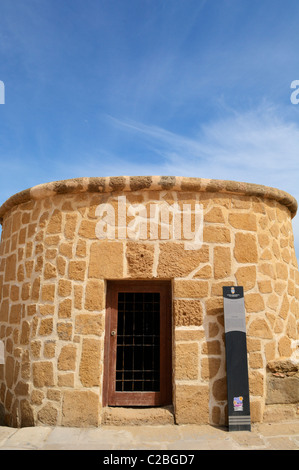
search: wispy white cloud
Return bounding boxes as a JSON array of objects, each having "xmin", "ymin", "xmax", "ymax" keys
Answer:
[
  {"xmin": 108, "ymin": 104, "xmax": 299, "ymax": 189},
  {"xmin": 105, "ymin": 104, "xmax": 299, "ymax": 254}
]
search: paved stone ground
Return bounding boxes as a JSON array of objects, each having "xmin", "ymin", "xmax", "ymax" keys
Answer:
[{"xmin": 0, "ymin": 420, "xmax": 298, "ymax": 450}]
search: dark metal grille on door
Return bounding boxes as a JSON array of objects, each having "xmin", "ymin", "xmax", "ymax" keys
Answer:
[{"xmin": 116, "ymin": 292, "xmax": 160, "ymax": 392}]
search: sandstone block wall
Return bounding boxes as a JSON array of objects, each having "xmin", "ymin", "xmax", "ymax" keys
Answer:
[{"xmin": 0, "ymin": 176, "xmax": 298, "ymax": 427}]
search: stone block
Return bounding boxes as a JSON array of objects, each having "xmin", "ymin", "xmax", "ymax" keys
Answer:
[
  {"xmin": 56, "ymin": 256, "xmax": 66, "ymax": 275},
  {"xmin": 158, "ymin": 243, "xmax": 209, "ymax": 278},
  {"xmin": 58, "ymin": 298, "xmax": 72, "ymax": 318},
  {"xmin": 37, "ymin": 403, "xmax": 58, "ymax": 425},
  {"xmin": 31, "ymin": 341, "xmax": 41, "ymax": 358},
  {"xmin": 58, "ymin": 345, "xmax": 77, "ymax": 371},
  {"xmin": 248, "ymin": 318, "xmax": 272, "ymax": 339},
  {"xmin": 175, "ymin": 384, "xmax": 209, "ymax": 424},
  {"xmin": 12, "ymin": 211, "xmax": 22, "ymax": 233},
  {"xmin": 102, "ymin": 406, "xmax": 174, "ymax": 425},
  {"xmin": 84, "ymin": 280, "xmax": 104, "ymax": 311},
  {"xmin": 258, "ymin": 262, "xmax": 275, "ymax": 279},
  {"xmin": 68, "ymin": 261, "xmax": 86, "ymax": 281},
  {"xmin": 204, "ymin": 207, "xmax": 225, "ymax": 223},
  {"xmin": 202, "ymin": 340, "xmax": 221, "ymax": 355},
  {"xmin": 263, "ymin": 404, "xmax": 298, "ymax": 422},
  {"xmin": 58, "ymin": 373, "xmax": 74, "ymax": 387},
  {"xmin": 203, "ymin": 226, "xmax": 231, "ymax": 243},
  {"xmin": 41, "ymin": 284, "xmax": 55, "ymax": 302},
  {"xmin": 212, "ymin": 376, "xmax": 227, "ymax": 401},
  {"xmin": 234, "ymin": 232, "xmax": 258, "ymax": 263},
  {"xmin": 64, "ymin": 213, "xmax": 78, "ymax": 239},
  {"xmin": 250, "ymin": 400, "xmax": 263, "ymax": 423},
  {"xmin": 126, "ymin": 242, "xmax": 154, "ymax": 278},
  {"xmin": 79, "ymin": 338, "xmax": 102, "ymax": 387},
  {"xmin": 235, "ymin": 266, "xmax": 256, "ymax": 291},
  {"xmin": 21, "ymin": 350, "xmax": 30, "ymax": 380},
  {"xmin": 10, "ymin": 285, "xmax": 19, "ymax": 301},
  {"xmin": 205, "ymin": 297, "xmax": 224, "ymax": 316},
  {"xmin": 76, "ymin": 239, "xmax": 86, "ymax": 257},
  {"xmin": 44, "ymin": 262, "xmax": 57, "ymax": 279},
  {"xmin": 75, "ymin": 314, "xmax": 104, "ymax": 336},
  {"xmin": 213, "ymin": 246, "xmax": 231, "ymax": 279},
  {"xmin": 249, "ymin": 371, "xmax": 264, "ymax": 396},
  {"xmin": 32, "ymin": 277, "xmax": 41, "ymax": 300},
  {"xmin": 201, "ymin": 357, "xmax": 221, "ymax": 379},
  {"xmin": 20, "ymin": 399, "xmax": 34, "ymax": 427},
  {"xmin": 89, "ymin": 241, "xmax": 124, "ymax": 279},
  {"xmin": 279, "ymin": 294, "xmax": 289, "ymax": 320},
  {"xmin": 278, "ymin": 336, "xmax": 292, "ymax": 357},
  {"xmin": 9, "ymin": 304, "xmax": 22, "ymax": 324},
  {"xmin": 33, "ymin": 361, "xmax": 54, "ymax": 387},
  {"xmin": 174, "ymin": 299, "xmax": 203, "ymax": 326},
  {"xmin": 266, "ymin": 376, "xmax": 299, "ymax": 404},
  {"xmin": 44, "ymin": 341, "xmax": 56, "ymax": 358},
  {"xmin": 109, "ymin": 176, "xmax": 126, "ymax": 191},
  {"xmin": 62, "ymin": 390, "xmax": 99, "ymax": 427},
  {"xmin": 174, "ymin": 280, "xmax": 209, "ymax": 298},
  {"xmin": 276, "ymin": 262, "xmax": 289, "ymax": 280},
  {"xmin": 267, "ymin": 293, "xmax": 280, "ymax": 311},
  {"xmin": 74, "ymin": 285, "xmax": 83, "ymax": 309},
  {"xmin": 208, "ymin": 321, "xmax": 219, "ymax": 338},
  {"xmin": 175, "ymin": 329, "xmax": 205, "ymax": 341},
  {"xmin": 5, "ymin": 356, "xmax": 15, "ymax": 389},
  {"xmin": 39, "ymin": 318, "xmax": 53, "ymax": 336},
  {"xmin": 21, "ymin": 282, "xmax": 30, "ymax": 300},
  {"xmin": 39, "ymin": 305, "xmax": 54, "ymax": 316},
  {"xmin": 193, "ymin": 265, "xmax": 212, "ymax": 279},
  {"xmin": 31, "ymin": 389, "xmax": 44, "ymax": 405},
  {"xmin": 175, "ymin": 343, "xmax": 199, "ymax": 380},
  {"xmin": 0, "ymin": 299, "xmax": 9, "ymax": 322},
  {"xmin": 258, "ymin": 280, "xmax": 272, "ymax": 293},
  {"xmin": 78, "ymin": 220, "xmax": 97, "ymax": 239},
  {"xmin": 130, "ymin": 175, "xmax": 152, "ymax": 191},
  {"xmin": 46, "ymin": 209, "xmax": 62, "ymax": 234},
  {"xmin": 57, "ymin": 322, "xmax": 72, "ymax": 341},
  {"xmin": 58, "ymin": 279, "xmax": 72, "ymax": 297},
  {"xmin": 249, "ymin": 352, "xmax": 264, "ymax": 369},
  {"xmin": 59, "ymin": 242, "xmax": 73, "ymax": 258},
  {"xmin": 5, "ymin": 254, "xmax": 16, "ymax": 282},
  {"xmin": 17, "ymin": 264, "xmax": 25, "ymax": 282},
  {"xmin": 229, "ymin": 213, "xmax": 257, "ymax": 231},
  {"xmin": 245, "ymin": 293, "xmax": 265, "ymax": 313}
]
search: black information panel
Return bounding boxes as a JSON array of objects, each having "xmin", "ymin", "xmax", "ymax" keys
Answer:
[{"xmin": 223, "ymin": 286, "xmax": 251, "ymax": 431}]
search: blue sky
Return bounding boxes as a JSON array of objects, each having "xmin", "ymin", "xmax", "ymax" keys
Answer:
[{"xmin": 0, "ymin": 0, "xmax": 299, "ymax": 255}]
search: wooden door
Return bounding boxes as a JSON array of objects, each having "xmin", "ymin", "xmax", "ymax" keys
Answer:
[{"xmin": 104, "ymin": 281, "xmax": 172, "ymax": 407}]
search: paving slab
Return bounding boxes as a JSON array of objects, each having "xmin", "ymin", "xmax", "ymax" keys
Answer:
[
  {"xmin": 0, "ymin": 427, "xmax": 18, "ymax": 446},
  {"xmin": 41, "ymin": 427, "xmax": 84, "ymax": 450},
  {"xmin": 265, "ymin": 436, "xmax": 299, "ymax": 450},
  {"xmin": 255, "ymin": 421, "xmax": 299, "ymax": 436},
  {"xmin": 0, "ymin": 421, "xmax": 298, "ymax": 451},
  {"xmin": 0, "ymin": 426, "xmax": 52, "ymax": 450},
  {"xmin": 228, "ymin": 430, "xmax": 265, "ymax": 448}
]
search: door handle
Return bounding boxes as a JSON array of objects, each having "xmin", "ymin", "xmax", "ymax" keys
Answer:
[{"xmin": 111, "ymin": 330, "xmax": 116, "ymax": 336}]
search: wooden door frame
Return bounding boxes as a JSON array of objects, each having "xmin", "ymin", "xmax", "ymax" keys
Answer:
[{"xmin": 103, "ymin": 280, "xmax": 172, "ymax": 407}]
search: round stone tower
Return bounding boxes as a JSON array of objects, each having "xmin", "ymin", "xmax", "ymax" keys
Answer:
[{"xmin": 0, "ymin": 176, "xmax": 298, "ymax": 427}]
